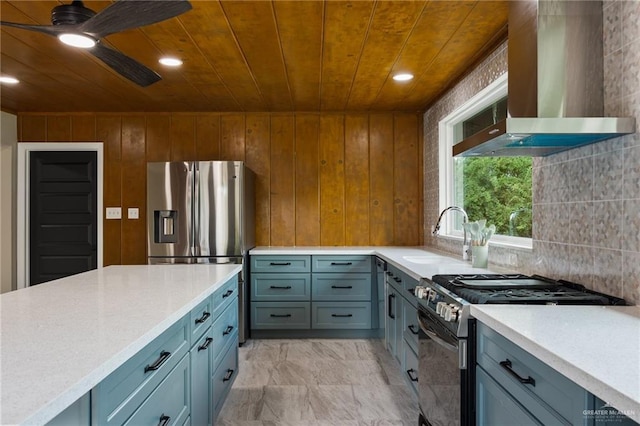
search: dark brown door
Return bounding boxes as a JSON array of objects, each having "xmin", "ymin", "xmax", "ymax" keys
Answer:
[{"xmin": 29, "ymin": 151, "xmax": 98, "ymax": 285}]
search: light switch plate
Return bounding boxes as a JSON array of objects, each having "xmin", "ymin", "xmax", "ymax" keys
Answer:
[
  {"xmin": 127, "ymin": 208, "xmax": 139, "ymax": 219},
  {"xmin": 106, "ymin": 207, "xmax": 122, "ymax": 220}
]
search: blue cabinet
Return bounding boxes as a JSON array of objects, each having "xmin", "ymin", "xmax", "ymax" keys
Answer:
[
  {"xmin": 124, "ymin": 355, "xmax": 190, "ymax": 426},
  {"xmin": 311, "ymin": 301, "xmax": 372, "ymax": 329},
  {"xmin": 86, "ymin": 274, "xmax": 240, "ymax": 426},
  {"xmin": 251, "ymin": 273, "xmax": 311, "ymax": 301},
  {"xmin": 92, "ymin": 316, "xmax": 190, "ymax": 426},
  {"xmin": 250, "ymin": 255, "xmax": 375, "ymax": 334},
  {"xmin": 190, "ymin": 329, "xmax": 213, "ymax": 426},
  {"xmin": 212, "ymin": 334, "xmax": 239, "ymax": 421},
  {"xmin": 476, "ymin": 322, "xmax": 595, "ymax": 425},
  {"xmin": 384, "ymin": 263, "xmax": 420, "ymax": 394},
  {"xmin": 477, "ymin": 367, "xmax": 541, "ymax": 425}
]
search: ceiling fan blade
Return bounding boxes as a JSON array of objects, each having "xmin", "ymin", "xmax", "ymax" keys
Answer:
[
  {"xmin": 89, "ymin": 43, "xmax": 161, "ymax": 87},
  {"xmin": 0, "ymin": 21, "xmax": 71, "ymax": 37},
  {"xmin": 79, "ymin": 0, "xmax": 192, "ymax": 38}
]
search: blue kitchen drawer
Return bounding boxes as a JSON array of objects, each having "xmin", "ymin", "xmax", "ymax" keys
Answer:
[
  {"xmin": 124, "ymin": 353, "xmax": 190, "ymax": 426},
  {"xmin": 386, "ymin": 265, "xmax": 405, "ymax": 293},
  {"xmin": 311, "ymin": 302, "xmax": 371, "ymax": 329},
  {"xmin": 251, "ymin": 302, "xmax": 311, "ymax": 329},
  {"xmin": 402, "ymin": 297, "xmax": 419, "ymax": 354},
  {"xmin": 477, "ymin": 322, "xmax": 592, "ymax": 425},
  {"xmin": 211, "ymin": 274, "xmax": 238, "ymax": 320},
  {"xmin": 402, "ymin": 272, "xmax": 419, "ymax": 304},
  {"xmin": 477, "ymin": 367, "xmax": 542, "ymax": 426},
  {"xmin": 211, "ymin": 298, "xmax": 239, "ymax": 370},
  {"xmin": 212, "ymin": 334, "xmax": 239, "ymax": 423},
  {"xmin": 251, "ymin": 273, "xmax": 311, "ymax": 301},
  {"xmin": 92, "ymin": 315, "xmax": 189, "ymax": 426},
  {"xmin": 311, "ymin": 255, "xmax": 372, "ymax": 273},
  {"xmin": 311, "ymin": 273, "xmax": 372, "ymax": 301},
  {"xmin": 251, "ymin": 255, "xmax": 311, "ymax": 273},
  {"xmin": 189, "ymin": 296, "xmax": 213, "ymax": 346},
  {"xmin": 403, "ymin": 342, "xmax": 419, "ymax": 397}
]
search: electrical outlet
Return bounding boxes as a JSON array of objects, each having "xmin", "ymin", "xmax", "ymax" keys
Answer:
[
  {"xmin": 128, "ymin": 208, "xmax": 139, "ymax": 219},
  {"xmin": 106, "ymin": 207, "xmax": 122, "ymax": 220}
]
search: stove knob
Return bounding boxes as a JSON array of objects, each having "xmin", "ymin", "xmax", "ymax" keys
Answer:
[
  {"xmin": 436, "ymin": 301, "xmax": 446, "ymax": 315},
  {"xmin": 440, "ymin": 304, "xmax": 451, "ymax": 319},
  {"xmin": 428, "ymin": 289, "xmax": 437, "ymax": 302},
  {"xmin": 445, "ymin": 305, "xmax": 459, "ymax": 322}
]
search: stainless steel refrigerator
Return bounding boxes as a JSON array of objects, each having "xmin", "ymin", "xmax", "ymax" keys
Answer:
[{"xmin": 147, "ymin": 161, "xmax": 255, "ymax": 344}]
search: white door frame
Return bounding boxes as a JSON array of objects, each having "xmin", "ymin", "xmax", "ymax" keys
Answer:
[{"xmin": 17, "ymin": 142, "xmax": 104, "ymax": 289}]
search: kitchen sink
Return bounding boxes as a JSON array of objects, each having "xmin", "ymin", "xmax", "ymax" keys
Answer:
[{"xmin": 402, "ymin": 255, "xmax": 446, "ymax": 264}]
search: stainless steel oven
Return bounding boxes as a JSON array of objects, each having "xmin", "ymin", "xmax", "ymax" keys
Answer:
[{"xmin": 417, "ymin": 288, "xmax": 474, "ymax": 426}]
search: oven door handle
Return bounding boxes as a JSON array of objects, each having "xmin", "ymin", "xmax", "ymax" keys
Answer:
[{"xmin": 417, "ymin": 314, "xmax": 458, "ymax": 353}]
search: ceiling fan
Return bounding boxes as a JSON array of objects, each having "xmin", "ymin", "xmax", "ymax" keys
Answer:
[{"xmin": 0, "ymin": 0, "xmax": 192, "ymax": 87}]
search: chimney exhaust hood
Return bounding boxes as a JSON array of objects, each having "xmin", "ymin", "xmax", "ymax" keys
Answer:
[{"xmin": 454, "ymin": 0, "xmax": 635, "ymax": 157}]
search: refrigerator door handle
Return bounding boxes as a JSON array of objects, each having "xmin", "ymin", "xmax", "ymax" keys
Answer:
[{"xmin": 192, "ymin": 163, "xmax": 200, "ymax": 257}]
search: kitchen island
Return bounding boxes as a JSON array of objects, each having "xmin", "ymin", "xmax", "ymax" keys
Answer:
[{"xmin": 0, "ymin": 264, "xmax": 242, "ymax": 425}]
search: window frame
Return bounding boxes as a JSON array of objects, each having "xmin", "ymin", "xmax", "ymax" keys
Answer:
[{"xmin": 437, "ymin": 72, "xmax": 532, "ymax": 250}]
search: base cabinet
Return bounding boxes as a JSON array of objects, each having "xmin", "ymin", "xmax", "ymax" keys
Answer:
[
  {"xmin": 250, "ymin": 255, "xmax": 375, "ymax": 335},
  {"xmin": 190, "ymin": 329, "xmax": 213, "ymax": 426},
  {"xmin": 476, "ymin": 368, "xmax": 541, "ymax": 426},
  {"xmin": 474, "ymin": 322, "xmax": 637, "ymax": 426},
  {"xmin": 50, "ymin": 274, "xmax": 240, "ymax": 426}
]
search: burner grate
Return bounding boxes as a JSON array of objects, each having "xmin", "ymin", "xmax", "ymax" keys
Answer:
[{"xmin": 431, "ymin": 274, "xmax": 625, "ymax": 305}]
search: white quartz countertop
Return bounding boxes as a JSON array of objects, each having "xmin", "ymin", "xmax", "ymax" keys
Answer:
[
  {"xmin": 471, "ymin": 305, "xmax": 640, "ymax": 423},
  {"xmin": 0, "ymin": 264, "xmax": 242, "ymax": 426},
  {"xmin": 250, "ymin": 246, "xmax": 504, "ymax": 280}
]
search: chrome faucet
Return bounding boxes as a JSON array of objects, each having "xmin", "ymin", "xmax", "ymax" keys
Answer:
[{"xmin": 432, "ymin": 206, "xmax": 470, "ymax": 260}]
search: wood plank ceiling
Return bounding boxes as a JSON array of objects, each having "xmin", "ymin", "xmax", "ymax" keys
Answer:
[{"xmin": 0, "ymin": 0, "xmax": 508, "ymax": 113}]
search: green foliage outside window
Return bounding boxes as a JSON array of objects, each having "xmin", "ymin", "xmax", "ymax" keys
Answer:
[{"xmin": 454, "ymin": 157, "xmax": 532, "ymax": 238}]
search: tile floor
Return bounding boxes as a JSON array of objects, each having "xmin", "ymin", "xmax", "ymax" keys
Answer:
[{"xmin": 217, "ymin": 339, "xmax": 419, "ymax": 425}]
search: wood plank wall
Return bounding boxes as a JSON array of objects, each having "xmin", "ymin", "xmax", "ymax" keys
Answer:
[{"xmin": 18, "ymin": 112, "xmax": 423, "ymax": 265}]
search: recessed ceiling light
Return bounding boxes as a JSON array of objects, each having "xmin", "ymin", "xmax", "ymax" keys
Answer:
[
  {"xmin": 393, "ymin": 73, "xmax": 414, "ymax": 82},
  {"xmin": 159, "ymin": 57, "xmax": 183, "ymax": 67},
  {"xmin": 0, "ymin": 76, "xmax": 19, "ymax": 84},
  {"xmin": 58, "ymin": 33, "xmax": 96, "ymax": 48}
]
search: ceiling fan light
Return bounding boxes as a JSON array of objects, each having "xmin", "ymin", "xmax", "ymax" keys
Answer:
[
  {"xmin": 159, "ymin": 57, "xmax": 183, "ymax": 67},
  {"xmin": 393, "ymin": 73, "xmax": 414, "ymax": 82},
  {"xmin": 0, "ymin": 76, "xmax": 19, "ymax": 84},
  {"xmin": 58, "ymin": 33, "xmax": 96, "ymax": 49}
]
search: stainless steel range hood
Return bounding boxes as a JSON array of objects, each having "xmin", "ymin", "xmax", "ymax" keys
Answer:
[{"xmin": 454, "ymin": 0, "xmax": 635, "ymax": 157}]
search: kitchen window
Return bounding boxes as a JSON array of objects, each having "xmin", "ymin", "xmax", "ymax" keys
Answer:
[{"xmin": 438, "ymin": 73, "xmax": 532, "ymax": 248}]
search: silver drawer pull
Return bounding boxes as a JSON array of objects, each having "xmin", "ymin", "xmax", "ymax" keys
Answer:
[
  {"xmin": 500, "ymin": 359, "xmax": 536, "ymax": 386},
  {"xmin": 144, "ymin": 351, "xmax": 171, "ymax": 373}
]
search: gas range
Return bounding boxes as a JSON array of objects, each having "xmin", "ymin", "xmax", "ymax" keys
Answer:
[{"xmin": 416, "ymin": 273, "xmax": 627, "ymax": 338}]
